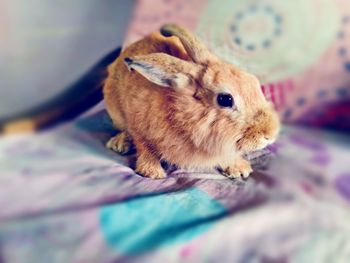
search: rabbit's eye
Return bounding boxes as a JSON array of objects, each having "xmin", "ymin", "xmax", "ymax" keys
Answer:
[{"xmin": 217, "ymin": 93, "xmax": 234, "ymax": 108}]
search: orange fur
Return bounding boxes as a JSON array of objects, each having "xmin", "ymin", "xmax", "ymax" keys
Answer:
[{"xmin": 103, "ymin": 24, "xmax": 280, "ymax": 179}]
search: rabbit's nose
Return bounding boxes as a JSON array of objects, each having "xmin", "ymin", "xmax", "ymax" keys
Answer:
[{"xmin": 257, "ymin": 136, "xmax": 276, "ymax": 150}]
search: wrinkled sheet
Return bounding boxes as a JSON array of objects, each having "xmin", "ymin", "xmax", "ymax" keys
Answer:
[{"xmin": 0, "ymin": 106, "xmax": 349, "ymax": 263}]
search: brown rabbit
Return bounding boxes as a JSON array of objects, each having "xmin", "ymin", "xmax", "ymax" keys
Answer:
[{"xmin": 103, "ymin": 24, "xmax": 280, "ymax": 179}]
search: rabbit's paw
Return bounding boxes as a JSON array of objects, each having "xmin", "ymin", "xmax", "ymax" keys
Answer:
[
  {"xmin": 136, "ymin": 162, "xmax": 166, "ymax": 179},
  {"xmin": 222, "ymin": 158, "xmax": 253, "ymax": 179},
  {"xmin": 106, "ymin": 131, "xmax": 134, "ymax": 155}
]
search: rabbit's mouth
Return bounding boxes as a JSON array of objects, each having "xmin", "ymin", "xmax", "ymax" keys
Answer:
[
  {"xmin": 235, "ymin": 132, "xmax": 277, "ymax": 153},
  {"xmin": 256, "ymin": 137, "xmax": 276, "ymax": 150}
]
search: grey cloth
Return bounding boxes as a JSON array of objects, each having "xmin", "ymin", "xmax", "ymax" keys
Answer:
[{"xmin": 0, "ymin": 0, "xmax": 134, "ymax": 119}]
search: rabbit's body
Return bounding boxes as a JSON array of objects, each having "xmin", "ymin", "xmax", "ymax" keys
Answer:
[{"xmin": 104, "ymin": 25, "xmax": 280, "ymax": 179}]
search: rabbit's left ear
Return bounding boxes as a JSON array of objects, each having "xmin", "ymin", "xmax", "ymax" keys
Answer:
[
  {"xmin": 160, "ymin": 24, "xmax": 218, "ymax": 65},
  {"xmin": 124, "ymin": 53, "xmax": 193, "ymax": 89}
]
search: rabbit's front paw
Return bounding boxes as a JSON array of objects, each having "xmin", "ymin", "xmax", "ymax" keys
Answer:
[
  {"xmin": 222, "ymin": 158, "xmax": 253, "ymax": 179},
  {"xmin": 136, "ymin": 163, "xmax": 166, "ymax": 179},
  {"xmin": 106, "ymin": 131, "xmax": 134, "ymax": 155}
]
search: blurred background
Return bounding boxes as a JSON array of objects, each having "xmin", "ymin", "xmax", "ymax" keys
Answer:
[
  {"xmin": 0, "ymin": 0, "xmax": 134, "ymax": 125},
  {"xmin": 1, "ymin": 1, "xmax": 350, "ymax": 263}
]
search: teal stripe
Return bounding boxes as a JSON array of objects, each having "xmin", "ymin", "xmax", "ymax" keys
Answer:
[{"xmin": 99, "ymin": 188, "xmax": 227, "ymax": 254}]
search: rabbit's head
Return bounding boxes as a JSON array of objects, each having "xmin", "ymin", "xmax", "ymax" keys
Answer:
[{"xmin": 124, "ymin": 24, "xmax": 280, "ymax": 155}]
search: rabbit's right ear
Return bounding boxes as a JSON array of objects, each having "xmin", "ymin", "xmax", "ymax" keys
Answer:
[{"xmin": 124, "ymin": 53, "xmax": 199, "ymax": 89}]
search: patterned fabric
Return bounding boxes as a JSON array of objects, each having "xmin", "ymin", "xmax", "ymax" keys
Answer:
[
  {"xmin": 125, "ymin": 0, "xmax": 350, "ymax": 131},
  {"xmin": 0, "ymin": 105, "xmax": 349, "ymax": 262}
]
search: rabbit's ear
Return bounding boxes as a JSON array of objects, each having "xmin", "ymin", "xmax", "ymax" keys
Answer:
[
  {"xmin": 124, "ymin": 53, "xmax": 195, "ymax": 89},
  {"xmin": 160, "ymin": 24, "xmax": 217, "ymax": 65}
]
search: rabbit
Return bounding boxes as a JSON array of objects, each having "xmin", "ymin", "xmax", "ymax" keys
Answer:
[{"xmin": 103, "ymin": 24, "xmax": 280, "ymax": 179}]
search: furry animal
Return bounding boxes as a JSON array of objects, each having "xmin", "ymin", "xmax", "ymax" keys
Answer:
[{"xmin": 103, "ymin": 24, "xmax": 280, "ymax": 179}]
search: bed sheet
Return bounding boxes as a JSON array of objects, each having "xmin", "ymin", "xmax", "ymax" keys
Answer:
[{"xmin": 0, "ymin": 107, "xmax": 349, "ymax": 263}]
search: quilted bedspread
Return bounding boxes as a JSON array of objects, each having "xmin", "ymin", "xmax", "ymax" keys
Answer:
[{"xmin": 1, "ymin": 0, "xmax": 350, "ymax": 262}]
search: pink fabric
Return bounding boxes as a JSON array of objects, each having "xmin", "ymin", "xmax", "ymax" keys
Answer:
[
  {"xmin": 124, "ymin": 0, "xmax": 350, "ymax": 129},
  {"xmin": 124, "ymin": 0, "xmax": 207, "ymax": 46}
]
